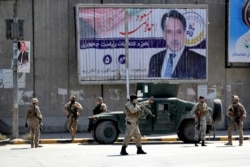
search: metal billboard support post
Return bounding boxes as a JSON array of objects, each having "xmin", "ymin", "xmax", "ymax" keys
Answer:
[
  {"xmin": 125, "ymin": 9, "xmax": 130, "ymax": 100},
  {"xmin": 11, "ymin": 0, "xmax": 19, "ymax": 138}
]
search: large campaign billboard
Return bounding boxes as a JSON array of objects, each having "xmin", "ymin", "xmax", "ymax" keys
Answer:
[
  {"xmin": 229, "ymin": 0, "xmax": 250, "ymax": 62},
  {"xmin": 76, "ymin": 4, "xmax": 207, "ymax": 84}
]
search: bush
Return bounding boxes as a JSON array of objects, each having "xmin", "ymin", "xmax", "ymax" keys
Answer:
[
  {"xmin": 0, "ymin": 133, "xmax": 7, "ymax": 140},
  {"xmin": 21, "ymin": 133, "xmax": 31, "ymax": 140}
]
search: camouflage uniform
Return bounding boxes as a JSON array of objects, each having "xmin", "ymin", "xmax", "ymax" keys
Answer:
[
  {"xmin": 25, "ymin": 98, "xmax": 43, "ymax": 148},
  {"xmin": 120, "ymin": 95, "xmax": 153, "ymax": 155},
  {"xmin": 225, "ymin": 95, "xmax": 247, "ymax": 146},
  {"xmin": 64, "ymin": 95, "xmax": 83, "ymax": 140},
  {"xmin": 191, "ymin": 96, "xmax": 209, "ymax": 146},
  {"xmin": 93, "ymin": 97, "xmax": 107, "ymax": 115}
]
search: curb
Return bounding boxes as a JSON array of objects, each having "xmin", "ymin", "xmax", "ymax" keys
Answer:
[{"xmin": 3, "ymin": 136, "xmax": 250, "ymax": 145}]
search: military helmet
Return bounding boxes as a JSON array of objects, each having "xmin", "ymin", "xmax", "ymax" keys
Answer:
[
  {"xmin": 130, "ymin": 94, "xmax": 137, "ymax": 101},
  {"xmin": 69, "ymin": 95, "xmax": 76, "ymax": 100},
  {"xmin": 32, "ymin": 98, "xmax": 38, "ymax": 103},
  {"xmin": 232, "ymin": 95, "xmax": 240, "ymax": 101},
  {"xmin": 199, "ymin": 96, "xmax": 205, "ymax": 99},
  {"xmin": 97, "ymin": 97, "xmax": 103, "ymax": 101}
]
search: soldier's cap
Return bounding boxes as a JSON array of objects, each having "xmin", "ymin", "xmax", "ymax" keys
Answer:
[
  {"xmin": 32, "ymin": 98, "xmax": 38, "ymax": 103},
  {"xmin": 232, "ymin": 95, "xmax": 239, "ymax": 101},
  {"xmin": 199, "ymin": 96, "xmax": 205, "ymax": 99},
  {"xmin": 130, "ymin": 94, "xmax": 138, "ymax": 101}
]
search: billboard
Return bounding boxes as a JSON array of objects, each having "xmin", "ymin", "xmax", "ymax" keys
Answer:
[
  {"xmin": 76, "ymin": 4, "xmax": 208, "ymax": 84},
  {"xmin": 229, "ymin": 0, "xmax": 250, "ymax": 62}
]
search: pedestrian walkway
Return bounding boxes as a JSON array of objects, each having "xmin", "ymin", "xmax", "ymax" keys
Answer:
[{"xmin": 1, "ymin": 130, "xmax": 250, "ymax": 145}]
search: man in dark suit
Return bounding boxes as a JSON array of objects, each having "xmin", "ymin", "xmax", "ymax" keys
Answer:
[
  {"xmin": 18, "ymin": 41, "xmax": 29, "ymax": 66},
  {"xmin": 148, "ymin": 10, "xmax": 206, "ymax": 79}
]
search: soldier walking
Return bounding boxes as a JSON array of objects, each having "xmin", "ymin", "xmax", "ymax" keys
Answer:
[
  {"xmin": 120, "ymin": 94, "xmax": 153, "ymax": 155},
  {"xmin": 225, "ymin": 95, "xmax": 247, "ymax": 146},
  {"xmin": 25, "ymin": 98, "xmax": 43, "ymax": 148},
  {"xmin": 64, "ymin": 95, "xmax": 83, "ymax": 140},
  {"xmin": 191, "ymin": 96, "xmax": 209, "ymax": 146}
]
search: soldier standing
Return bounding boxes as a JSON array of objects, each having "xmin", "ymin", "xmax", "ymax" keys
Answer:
[
  {"xmin": 93, "ymin": 97, "xmax": 107, "ymax": 115},
  {"xmin": 63, "ymin": 95, "xmax": 83, "ymax": 140},
  {"xmin": 120, "ymin": 94, "xmax": 153, "ymax": 155},
  {"xmin": 225, "ymin": 95, "xmax": 247, "ymax": 146},
  {"xmin": 25, "ymin": 98, "xmax": 43, "ymax": 148},
  {"xmin": 191, "ymin": 96, "xmax": 209, "ymax": 146}
]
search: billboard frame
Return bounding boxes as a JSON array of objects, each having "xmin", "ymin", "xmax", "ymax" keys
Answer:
[{"xmin": 75, "ymin": 3, "xmax": 209, "ymax": 84}]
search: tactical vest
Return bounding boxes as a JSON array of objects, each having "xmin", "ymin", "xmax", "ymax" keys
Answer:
[
  {"xmin": 27, "ymin": 106, "xmax": 38, "ymax": 119},
  {"xmin": 196, "ymin": 103, "xmax": 207, "ymax": 116},
  {"xmin": 125, "ymin": 103, "xmax": 140, "ymax": 118},
  {"xmin": 93, "ymin": 105, "xmax": 102, "ymax": 115},
  {"xmin": 229, "ymin": 104, "xmax": 243, "ymax": 119}
]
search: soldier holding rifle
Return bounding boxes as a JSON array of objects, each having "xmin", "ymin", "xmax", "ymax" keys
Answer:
[
  {"xmin": 191, "ymin": 96, "xmax": 209, "ymax": 147},
  {"xmin": 120, "ymin": 94, "xmax": 154, "ymax": 155},
  {"xmin": 64, "ymin": 95, "xmax": 83, "ymax": 140},
  {"xmin": 25, "ymin": 98, "xmax": 43, "ymax": 148},
  {"xmin": 225, "ymin": 95, "xmax": 247, "ymax": 146}
]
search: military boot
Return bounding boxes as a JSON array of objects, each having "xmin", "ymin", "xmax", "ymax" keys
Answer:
[
  {"xmin": 137, "ymin": 146, "xmax": 147, "ymax": 154},
  {"xmin": 201, "ymin": 140, "xmax": 207, "ymax": 146},
  {"xmin": 224, "ymin": 142, "xmax": 232, "ymax": 146},
  {"xmin": 195, "ymin": 141, "xmax": 199, "ymax": 147},
  {"xmin": 120, "ymin": 146, "xmax": 128, "ymax": 155},
  {"xmin": 225, "ymin": 134, "xmax": 232, "ymax": 145},
  {"xmin": 239, "ymin": 140, "xmax": 243, "ymax": 146},
  {"xmin": 71, "ymin": 134, "xmax": 75, "ymax": 141},
  {"xmin": 239, "ymin": 136, "xmax": 243, "ymax": 146},
  {"xmin": 35, "ymin": 144, "xmax": 43, "ymax": 148}
]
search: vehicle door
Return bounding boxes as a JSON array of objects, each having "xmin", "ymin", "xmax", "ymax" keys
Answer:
[
  {"xmin": 139, "ymin": 102, "xmax": 155, "ymax": 134},
  {"xmin": 153, "ymin": 101, "xmax": 177, "ymax": 131}
]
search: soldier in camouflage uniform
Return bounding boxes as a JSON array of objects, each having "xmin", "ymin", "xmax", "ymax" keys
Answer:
[
  {"xmin": 120, "ymin": 94, "xmax": 153, "ymax": 155},
  {"xmin": 63, "ymin": 95, "xmax": 83, "ymax": 140},
  {"xmin": 93, "ymin": 97, "xmax": 107, "ymax": 115},
  {"xmin": 225, "ymin": 95, "xmax": 247, "ymax": 146},
  {"xmin": 25, "ymin": 98, "xmax": 43, "ymax": 148},
  {"xmin": 191, "ymin": 96, "xmax": 209, "ymax": 147}
]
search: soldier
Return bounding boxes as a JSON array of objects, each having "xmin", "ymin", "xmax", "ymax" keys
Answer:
[
  {"xmin": 120, "ymin": 94, "xmax": 153, "ymax": 155},
  {"xmin": 191, "ymin": 96, "xmax": 209, "ymax": 146},
  {"xmin": 63, "ymin": 95, "xmax": 83, "ymax": 140},
  {"xmin": 93, "ymin": 97, "xmax": 107, "ymax": 115},
  {"xmin": 25, "ymin": 98, "xmax": 43, "ymax": 148},
  {"xmin": 225, "ymin": 95, "xmax": 247, "ymax": 146}
]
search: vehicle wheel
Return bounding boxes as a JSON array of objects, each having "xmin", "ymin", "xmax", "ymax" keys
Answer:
[
  {"xmin": 177, "ymin": 120, "xmax": 195, "ymax": 143},
  {"xmin": 212, "ymin": 99, "xmax": 222, "ymax": 124},
  {"xmin": 95, "ymin": 121, "xmax": 118, "ymax": 144}
]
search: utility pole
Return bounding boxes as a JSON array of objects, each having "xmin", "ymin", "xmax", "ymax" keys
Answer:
[
  {"xmin": 12, "ymin": 0, "xmax": 19, "ymax": 138},
  {"xmin": 125, "ymin": 9, "xmax": 130, "ymax": 100}
]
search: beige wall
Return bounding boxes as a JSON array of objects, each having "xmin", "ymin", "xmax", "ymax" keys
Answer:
[{"xmin": 0, "ymin": 0, "xmax": 249, "ymax": 134}]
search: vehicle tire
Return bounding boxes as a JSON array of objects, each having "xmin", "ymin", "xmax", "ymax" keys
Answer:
[
  {"xmin": 95, "ymin": 121, "xmax": 118, "ymax": 144},
  {"xmin": 177, "ymin": 120, "xmax": 195, "ymax": 143},
  {"xmin": 212, "ymin": 99, "xmax": 222, "ymax": 124},
  {"xmin": 91, "ymin": 129, "xmax": 99, "ymax": 142}
]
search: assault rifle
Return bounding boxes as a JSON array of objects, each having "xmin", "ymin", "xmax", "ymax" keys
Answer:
[
  {"xmin": 138, "ymin": 102, "xmax": 155, "ymax": 118},
  {"xmin": 68, "ymin": 103, "xmax": 78, "ymax": 119}
]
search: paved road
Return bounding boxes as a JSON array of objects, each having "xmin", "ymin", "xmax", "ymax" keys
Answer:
[{"xmin": 1, "ymin": 141, "xmax": 250, "ymax": 167}]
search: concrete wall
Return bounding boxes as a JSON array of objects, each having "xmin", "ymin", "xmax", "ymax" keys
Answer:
[{"xmin": 0, "ymin": 0, "xmax": 249, "ymax": 135}]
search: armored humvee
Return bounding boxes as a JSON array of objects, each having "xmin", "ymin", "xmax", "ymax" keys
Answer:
[{"xmin": 88, "ymin": 83, "xmax": 222, "ymax": 144}]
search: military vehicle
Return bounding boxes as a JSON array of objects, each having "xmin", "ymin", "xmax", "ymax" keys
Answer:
[{"xmin": 88, "ymin": 83, "xmax": 222, "ymax": 144}]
